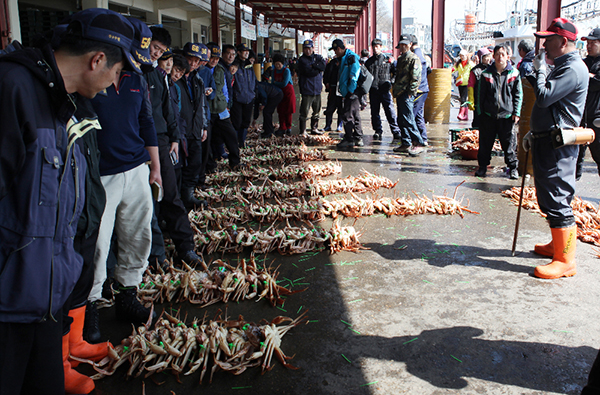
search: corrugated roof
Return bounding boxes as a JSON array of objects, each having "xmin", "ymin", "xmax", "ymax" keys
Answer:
[{"xmin": 246, "ymin": 0, "xmax": 368, "ymax": 34}]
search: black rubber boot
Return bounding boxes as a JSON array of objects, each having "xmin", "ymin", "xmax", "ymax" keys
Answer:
[
  {"xmin": 181, "ymin": 186, "xmax": 208, "ymax": 210},
  {"xmin": 83, "ymin": 301, "xmax": 102, "ymax": 344},
  {"xmin": 115, "ymin": 286, "xmax": 157, "ymax": 325}
]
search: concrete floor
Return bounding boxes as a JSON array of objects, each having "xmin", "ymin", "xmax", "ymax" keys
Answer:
[{"xmin": 90, "ymin": 98, "xmax": 600, "ymax": 395}]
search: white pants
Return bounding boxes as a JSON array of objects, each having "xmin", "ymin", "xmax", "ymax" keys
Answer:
[{"xmin": 89, "ymin": 164, "xmax": 153, "ymax": 302}]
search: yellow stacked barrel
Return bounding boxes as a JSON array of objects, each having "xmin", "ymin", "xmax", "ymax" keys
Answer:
[
  {"xmin": 253, "ymin": 63, "xmax": 262, "ymax": 81},
  {"xmin": 518, "ymin": 78, "xmax": 535, "ymax": 176},
  {"xmin": 424, "ymin": 68, "xmax": 452, "ymax": 124}
]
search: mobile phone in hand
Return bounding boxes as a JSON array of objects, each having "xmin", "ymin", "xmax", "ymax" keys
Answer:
[{"xmin": 170, "ymin": 151, "xmax": 178, "ymax": 165}]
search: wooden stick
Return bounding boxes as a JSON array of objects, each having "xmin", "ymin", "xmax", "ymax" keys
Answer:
[{"xmin": 512, "ymin": 150, "xmax": 529, "ymax": 256}]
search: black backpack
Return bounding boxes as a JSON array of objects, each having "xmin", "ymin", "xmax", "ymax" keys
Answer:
[{"xmin": 355, "ymin": 63, "xmax": 373, "ymax": 96}]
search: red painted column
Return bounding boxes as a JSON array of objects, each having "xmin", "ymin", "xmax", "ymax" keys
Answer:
[
  {"xmin": 211, "ymin": 0, "xmax": 220, "ymax": 45},
  {"xmin": 362, "ymin": 5, "xmax": 368, "ymax": 51},
  {"xmin": 370, "ymin": 0, "xmax": 377, "ymax": 50},
  {"xmin": 252, "ymin": 9, "xmax": 257, "ymax": 54},
  {"xmin": 431, "ymin": 0, "xmax": 444, "ymax": 68},
  {"xmin": 393, "ymin": 0, "xmax": 401, "ymax": 58},
  {"xmin": 265, "ymin": 37, "xmax": 270, "ymax": 59},
  {"xmin": 536, "ymin": 0, "xmax": 561, "ymax": 49},
  {"xmin": 235, "ymin": 0, "xmax": 242, "ymax": 46}
]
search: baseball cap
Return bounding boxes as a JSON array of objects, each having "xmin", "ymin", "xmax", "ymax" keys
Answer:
[
  {"xmin": 127, "ymin": 17, "xmax": 153, "ymax": 73},
  {"xmin": 159, "ymin": 48, "xmax": 173, "ymax": 60},
  {"xmin": 183, "ymin": 42, "xmax": 202, "ymax": 58},
  {"xmin": 67, "ymin": 9, "xmax": 138, "ymax": 72},
  {"xmin": 582, "ymin": 27, "xmax": 600, "ymax": 41},
  {"xmin": 207, "ymin": 43, "xmax": 221, "ymax": 58},
  {"xmin": 534, "ymin": 17, "xmax": 578, "ymax": 41},
  {"xmin": 395, "ymin": 34, "xmax": 412, "ymax": 48},
  {"xmin": 303, "ymin": 39, "xmax": 314, "ymax": 48},
  {"xmin": 329, "ymin": 39, "xmax": 345, "ymax": 51},
  {"xmin": 476, "ymin": 47, "xmax": 490, "ymax": 58},
  {"xmin": 236, "ymin": 43, "xmax": 250, "ymax": 52}
]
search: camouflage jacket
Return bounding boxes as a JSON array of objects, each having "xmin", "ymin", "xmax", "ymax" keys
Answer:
[{"xmin": 392, "ymin": 51, "xmax": 422, "ymax": 97}]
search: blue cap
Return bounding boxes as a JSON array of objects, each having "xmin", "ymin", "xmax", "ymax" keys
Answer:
[
  {"xmin": 159, "ymin": 47, "xmax": 173, "ymax": 60},
  {"xmin": 207, "ymin": 43, "xmax": 221, "ymax": 58},
  {"xmin": 67, "ymin": 9, "xmax": 139, "ymax": 72},
  {"xmin": 183, "ymin": 42, "xmax": 209, "ymax": 61},
  {"xmin": 303, "ymin": 39, "xmax": 314, "ymax": 48},
  {"xmin": 236, "ymin": 43, "xmax": 250, "ymax": 52},
  {"xmin": 127, "ymin": 17, "xmax": 152, "ymax": 73}
]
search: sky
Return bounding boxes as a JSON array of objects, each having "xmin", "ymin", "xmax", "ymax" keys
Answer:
[{"xmin": 383, "ymin": 0, "xmax": 536, "ymax": 29}]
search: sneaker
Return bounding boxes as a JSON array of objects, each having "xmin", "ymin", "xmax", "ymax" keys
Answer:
[
  {"xmin": 115, "ymin": 286, "xmax": 157, "ymax": 325},
  {"xmin": 274, "ymin": 129, "xmax": 284, "ymax": 137},
  {"xmin": 354, "ymin": 139, "xmax": 364, "ymax": 147},
  {"xmin": 393, "ymin": 144, "xmax": 411, "ymax": 153},
  {"xmin": 373, "ymin": 133, "xmax": 382, "ymax": 141},
  {"xmin": 474, "ymin": 167, "xmax": 487, "ymax": 177},
  {"xmin": 311, "ymin": 129, "xmax": 324, "ymax": 135},
  {"xmin": 285, "ymin": 129, "xmax": 292, "ymax": 136},
  {"xmin": 337, "ymin": 140, "xmax": 355, "ymax": 149},
  {"xmin": 392, "ymin": 134, "xmax": 402, "ymax": 141},
  {"xmin": 408, "ymin": 145, "xmax": 425, "ymax": 157},
  {"xmin": 322, "ymin": 126, "xmax": 332, "ymax": 132},
  {"xmin": 83, "ymin": 301, "xmax": 102, "ymax": 344},
  {"xmin": 260, "ymin": 132, "xmax": 272, "ymax": 139},
  {"xmin": 422, "ymin": 140, "xmax": 429, "ymax": 146},
  {"xmin": 509, "ymin": 168, "xmax": 519, "ymax": 180}
]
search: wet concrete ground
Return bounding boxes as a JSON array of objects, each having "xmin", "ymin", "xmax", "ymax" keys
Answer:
[{"xmin": 90, "ymin": 98, "xmax": 600, "ymax": 395}]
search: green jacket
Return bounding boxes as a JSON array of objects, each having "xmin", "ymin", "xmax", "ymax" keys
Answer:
[
  {"xmin": 393, "ymin": 51, "xmax": 422, "ymax": 97},
  {"xmin": 208, "ymin": 64, "xmax": 228, "ymax": 115}
]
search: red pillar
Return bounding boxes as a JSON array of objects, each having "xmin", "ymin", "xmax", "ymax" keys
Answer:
[
  {"xmin": 211, "ymin": 0, "xmax": 220, "ymax": 45},
  {"xmin": 370, "ymin": 0, "xmax": 377, "ymax": 50},
  {"xmin": 431, "ymin": 0, "xmax": 445, "ymax": 68},
  {"xmin": 251, "ymin": 9, "xmax": 257, "ymax": 54},
  {"xmin": 265, "ymin": 37, "xmax": 270, "ymax": 59},
  {"xmin": 235, "ymin": 0, "xmax": 242, "ymax": 46},
  {"xmin": 393, "ymin": 0, "xmax": 401, "ymax": 58},
  {"xmin": 536, "ymin": 0, "xmax": 561, "ymax": 49},
  {"xmin": 362, "ymin": 5, "xmax": 368, "ymax": 51}
]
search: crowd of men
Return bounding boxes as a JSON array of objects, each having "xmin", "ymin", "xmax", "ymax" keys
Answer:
[{"xmin": 2, "ymin": 7, "xmax": 600, "ymax": 394}]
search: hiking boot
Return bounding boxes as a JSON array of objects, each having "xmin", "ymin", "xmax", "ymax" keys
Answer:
[
  {"xmin": 509, "ymin": 168, "xmax": 519, "ymax": 180},
  {"xmin": 115, "ymin": 286, "xmax": 157, "ymax": 325},
  {"xmin": 474, "ymin": 167, "xmax": 487, "ymax": 177},
  {"xmin": 83, "ymin": 301, "xmax": 101, "ymax": 344},
  {"xmin": 408, "ymin": 145, "xmax": 425, "ymax": 157},
  {"xmin": 393, "ymin": 144, "xmax": 411, "ymax": 153},
  {"xmin": 373, "ymin": 133, "xmax": 382, "ymax": 141}
]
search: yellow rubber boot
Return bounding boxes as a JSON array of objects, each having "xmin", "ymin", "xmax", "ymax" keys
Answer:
[
  {"xmin": 534, "ymin": 226, "xmax": 577, "ymax": 279},
  {"xmin": 68, "ymin": 305, "xmax": 111, "ymax": 367},
  {"xmin": 534, "ymin": 240, "xmax": 554, "ymax": 257},
  {"xmin": 63, "ymin": 333, "xmax": 95, "ymax": 394}
]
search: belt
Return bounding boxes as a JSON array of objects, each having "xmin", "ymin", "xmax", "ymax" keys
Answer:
[{"xmin": 531, "ymin": 131, "xmax": 552, "ymax": 139}]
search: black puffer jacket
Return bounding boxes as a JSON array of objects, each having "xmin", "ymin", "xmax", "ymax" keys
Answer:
[
  {"xmin": 584, "ymin": 55, "xmax": 600, "ymax": 127},
  {"xmin": 365, "ymin": 53, "xmax": 395, "ymax": 91}
]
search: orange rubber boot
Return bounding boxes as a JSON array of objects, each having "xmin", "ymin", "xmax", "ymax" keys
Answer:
[
  {"xmin": 534, "ymin": 226, "xmax": 577, "ymax": 279},
  {"xmin": 534, "ymin": 239, "xmax": 554, "ymax": 257},
  {"xmin": 63, "ymin": 333, "xmax": 95, "ymax": 394},
  {"xmin": 68, "ymin": 305, "xmax": 111, "ymax": 367}
]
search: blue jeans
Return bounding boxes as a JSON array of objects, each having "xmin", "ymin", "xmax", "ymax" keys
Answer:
[
  {"xmin": 413, "ymin": 91, "xmax": 428, "ymax": 142},
  {"xmin": 396, "ymin": 92, "xmax": 423, "ymax": 147}
]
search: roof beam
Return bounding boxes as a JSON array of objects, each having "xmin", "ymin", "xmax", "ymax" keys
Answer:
[
  {"xmin": 253, "ymin": 6, "xmax": 362, "ymax": 15},
  {"xmin": 248, "ymin": 0, "xmax": 367, "ymax": 5}
]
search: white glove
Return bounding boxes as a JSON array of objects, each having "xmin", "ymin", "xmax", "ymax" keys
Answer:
[
  {"xmin": 533, "ymin": 51, "xmax": 546, "ymax": 73},
  {"xmin": 523, "ymin": 131, "xmax": 533, "ymax": 152}
]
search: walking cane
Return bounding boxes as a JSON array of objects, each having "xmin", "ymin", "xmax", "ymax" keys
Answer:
[{"xmin": 511, "ymin": 149, "xmax": 529, "ymax": 256}]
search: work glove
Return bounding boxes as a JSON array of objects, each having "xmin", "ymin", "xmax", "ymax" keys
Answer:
[
  {"xmin": 522, "ymin": 131, "xmax": 533, "ymax": 152},
  {"xmin": 533, "ymin": 51, "xmax": 546, "ymax": 73}
]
